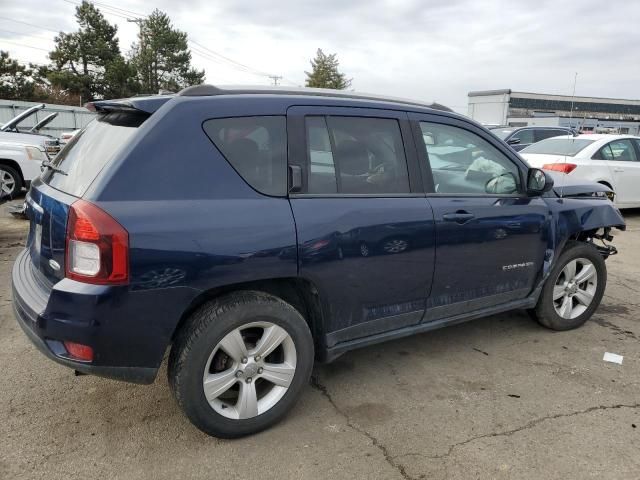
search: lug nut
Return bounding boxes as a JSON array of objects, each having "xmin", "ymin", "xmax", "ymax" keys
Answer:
[
  {"xmin": 255, "ymin": 355, "xmax": 261, "ymax": 361},
  {"xmin": 246, "ymin": 377, "xmax": 252, "ymax": 383},
  {"xmin": 241, "ymin": 357, "xmax": 248, "ymax": 364},
  {"xmin": 258, "ymin": 367, "xmax": 263, "ymax": 374},
  {"xmin": 235, "ymin": 371, "xmax": 243, "ymax": 378}
]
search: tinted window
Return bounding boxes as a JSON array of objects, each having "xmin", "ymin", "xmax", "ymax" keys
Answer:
[
  {"xmin": 606, "ymin": 139, "xmax": 638, "ymax": 162},
  {"xmin": 521, "ymin": 138, "xmax": 594, "ymax": 156},
  {"xmin": 510, "ymin": 129, "xmax": 534, "ymax": 144},
  {"xmin": 203, "ymin": 116, "xmax": 287, "ymax": 196},
  {"xmin": 492, "ymin": 128, "xmax": 516, "ymax": 140},
  {"xmin": 306, "ymin": 116, "xmax": 410, "ymax": 194},
  {"xmin": 593, "ymin": 144, "xmax": 614, "ymax": 160},
  {"xmin": 419, "ymin": 122, "xmax": 520, "ymax": 195},
  {"xmin": 536, "ymin": 129, "xmax": 571, "ymax": 141},
  {"xmin": 42, "ymin": 112, "xmax": 146, "ymax": 197}
]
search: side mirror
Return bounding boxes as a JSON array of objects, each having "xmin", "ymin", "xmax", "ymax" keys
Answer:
[
  {"xmin": 527, "ymin": 168, "xmax": 554, "ymax": 195},
  {"xmin": 507, "ymin": 138, "xmax": 521, "ymax": 145}
]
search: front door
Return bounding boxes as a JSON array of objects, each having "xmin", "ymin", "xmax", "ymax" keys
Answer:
[
  {"xmin": 287, "ymin": 106, "xmax": 436, "ymax": 347},
  {"xmin": 411, "ymin": 113, "xmax": 550, "ymax": 321}
]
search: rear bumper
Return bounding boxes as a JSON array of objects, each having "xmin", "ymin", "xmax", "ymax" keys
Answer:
[{"xmin": 12, "ymin": 249, "xmax": 158, "ymax": 384}]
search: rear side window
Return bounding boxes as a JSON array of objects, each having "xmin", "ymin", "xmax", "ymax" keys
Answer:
[
  {"xmin": 536, "ymin": 129, "xmax": 570, "ymax": 141},
  {"xmin": 42, "ymin": 112, "xmax": 146, "ymax": 197},
  {"xmin": 511, "ymin": 129, "xmax": 534, "ymax": 144},
  {"xmin": 203, "ymin": 116, "xmax": 287, "ymax": 196},
  {"xmin": 305, "ymin": 116, "xmax": 410, "ymax": 194}
]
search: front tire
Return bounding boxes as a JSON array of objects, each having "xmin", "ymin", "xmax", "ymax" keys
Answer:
[
  {"xmin": 0, "ymin": 166, "xmax": 22, "ymax": 198},
  {"xmin": 168, "ymin": 291, "xmax": 314, "ymax": 438},
  {"xmin": 533, "ymin": 241, "xmax": 606, "ymax": 331}
]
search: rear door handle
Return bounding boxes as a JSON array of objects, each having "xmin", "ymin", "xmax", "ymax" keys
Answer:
[
  {"xmin": 613, "ymin": 168, "xmax": 624, "ymax": 172},
  {"xmin": 442, "ymin": 211, "xmax": 475, "ymax": 224}
]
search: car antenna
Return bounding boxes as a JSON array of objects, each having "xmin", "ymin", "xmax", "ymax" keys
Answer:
[{"xmin": 561, "ymin": 72, "xmax": 578, "ymax": 200}]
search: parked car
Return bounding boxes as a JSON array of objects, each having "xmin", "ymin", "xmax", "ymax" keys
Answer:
[
  {"xmin": 0, "ymin": 142, "xmax": 48, "ymax": 198},
  {"xmin": 0, "ymin": 104, "xmax": 61, "ymax": 156},
  {"xmin": 491, "ymin": 126, "xmax": 576, "ymax": 151},
  {"xmin": 12, "ymin": 86, "xmax": 625, "ymax": 438},
  {"xmin": 520, "ymin": 134, "xmax": 640, "ymax": 208}
]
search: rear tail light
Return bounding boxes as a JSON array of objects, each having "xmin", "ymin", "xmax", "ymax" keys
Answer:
[
  {"xmin": 542, "ymin": 163, "xmax": 577, "ymax": 174},
  {"xmin": 65, "ymin": 200, "xmax": 129, "ymax": 285},
  {"xmin": 63, "ymin": 341, "xmax": 94, "ymax": 362}
]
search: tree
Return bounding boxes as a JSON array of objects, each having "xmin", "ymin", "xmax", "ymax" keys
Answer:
[
  {"xmin": 305, "ymin": 49, "xmax": 351, "ymax": 90},
  {"xmin": 0, "ymin": 51, "xmax": 37, "ymax": 100},
  {"xmin": 48, "ymin": 1, "xmax": 132, "ymax": 101},
  {"xmin": 130, "ymin": 9, "xmax": 204, "ymax": 93}
]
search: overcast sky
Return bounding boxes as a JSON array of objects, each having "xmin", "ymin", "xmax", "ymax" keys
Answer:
[{"xmin": 1, "ymin": 0, "xmax": 639, "ymax": 113}]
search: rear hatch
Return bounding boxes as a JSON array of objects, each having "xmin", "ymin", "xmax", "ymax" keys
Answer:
[{"xmin": 26, "ymin": 110, "xmax": 148, "ymax": 284}]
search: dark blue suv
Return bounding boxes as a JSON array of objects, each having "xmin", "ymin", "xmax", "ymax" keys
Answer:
[{"xmin": 12, "ymin": 85, "xmax": 625, "ymax": 437}]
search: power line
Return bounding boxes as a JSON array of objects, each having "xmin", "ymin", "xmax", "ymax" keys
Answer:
[
  {"xmin": 0, "ymin": 16, "xmax": 61, "ymax": 34},
  {"xmin": 62, "ymin": 0, "xmax": 135, "ymax": 20},
  {"xmin": 1, "ymin": 39, "xmax": 50, "ymax": 52}
]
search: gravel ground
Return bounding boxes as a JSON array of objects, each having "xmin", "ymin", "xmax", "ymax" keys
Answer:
[{"xmin": 1, "ymin": 198, "xmax": 639, "ymax": 480}]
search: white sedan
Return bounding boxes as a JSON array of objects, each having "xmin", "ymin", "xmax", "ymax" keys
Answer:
[{"xmin": 520, "ymin": 134, "xmax": 640, "ymax": 208}]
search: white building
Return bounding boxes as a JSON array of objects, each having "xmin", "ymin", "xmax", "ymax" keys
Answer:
[{"xmin": 468, "ymin": 89, "xmax": 640, "ymax": 135}]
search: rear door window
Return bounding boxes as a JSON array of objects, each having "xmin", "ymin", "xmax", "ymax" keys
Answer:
[
  {"xmin": 305, "ymin": 116, "xmax": 410, "ymax": 194},
  {"xmin": 42, "ymin": 111, "xmax": 147, "ymax": 197},
  {"xmin": 607, "ymin": 139, "xmax": 638, "ymax": 161},
  {"xmin": 203, "ymin": 116, "xmax": 287, "ymax": 196},
  {"xmin": 535, "ymin": 129, "xmax": 569, "ymax": 142}
]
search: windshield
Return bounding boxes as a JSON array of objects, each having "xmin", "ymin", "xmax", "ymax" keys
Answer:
[
  {"xmin": 492, "ymin": 128, "xmax": 515, "ymax": 140},
  {"xmin": 42, "ymin": 111, "xmax": 147, "ymax": 197},
  {"xmin": 521, "ymin": 138, "xmax": 594, "ymax": 156}
]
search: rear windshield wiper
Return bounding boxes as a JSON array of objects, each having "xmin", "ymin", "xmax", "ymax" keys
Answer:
[{"xmin": 42, "ymin": 161, "xmax": 67, "ymax": 176}]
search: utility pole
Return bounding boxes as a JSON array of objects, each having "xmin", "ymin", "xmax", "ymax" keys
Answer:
[
  {"xmin": 268, "ymin": 75, "xmax": 282, "ymax": 86},
  {"xmin": 128, "ymin": 18, "xmax": 147, "ymax": 89}
]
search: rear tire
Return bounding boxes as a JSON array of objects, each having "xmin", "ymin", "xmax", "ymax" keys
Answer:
[
  {"xmin": 0, "ymin": 165, "xmax": 22, "ymax": 198},
  {"xmin": 532, "ymin": 241, "xmax": 606, "ymax": 331},
  {"xmin": 168, "ymin": 291, "xmax": 314, "ymax": 438}
]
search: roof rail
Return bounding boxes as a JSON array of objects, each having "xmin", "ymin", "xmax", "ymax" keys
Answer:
[{"xmin": 177, "ymin": 84, "xmax": 453, "ymax": 112}]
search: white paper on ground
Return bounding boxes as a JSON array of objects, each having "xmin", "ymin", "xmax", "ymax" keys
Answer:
[{"xmin": 603, "ymin": 352, "xmax": 623, "ymax": 365}]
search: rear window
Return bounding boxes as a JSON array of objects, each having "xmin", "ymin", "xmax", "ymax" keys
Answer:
[
  {"xmin": 203, "ymin": 116, "xmax": 287, "ymax": 196},
  {"xmin": 521, "ymin": 138, "xmax": 595, "ymax": 156},
  {"xmin": 42, "ymin": 112, "xmax": 146, "ymax": 197}
]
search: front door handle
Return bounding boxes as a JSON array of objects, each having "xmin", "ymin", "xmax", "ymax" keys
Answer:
[
  {"xmin": 442, "ymin": 210, "xmax": 475, "ymax": 224},
  {"xmin": 613, "ymin": 168, "xmax": 624, "ymax": 173}
]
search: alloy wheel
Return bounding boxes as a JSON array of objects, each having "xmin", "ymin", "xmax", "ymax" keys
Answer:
[
  {"xmin": 0, "ymin": 169, "xmax": 16, "ymax": 197},
  {"xmin": 553, "ymin": 258, "xmax": 598, "ymax": 319},
  {"xmin": 202, "ymin": 321, "xmax": 296, "ymax": 420}
]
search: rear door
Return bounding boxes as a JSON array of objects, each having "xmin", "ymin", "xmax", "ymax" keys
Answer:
[
  {"xmin": 599, "ymin": 139, "xmax": 640, "ymax": 204},
  {"xmin": 410, "ymin": 113, "xmax": 550, "ymax": 321},
  {"xmin": 287, "ymin": 106, "xmax": 435, "ymax": 347}
]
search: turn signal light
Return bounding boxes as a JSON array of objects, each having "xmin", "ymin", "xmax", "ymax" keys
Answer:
[{"xmin": 542, "ymin": 163, "xmax": 577, "ymax": 174}]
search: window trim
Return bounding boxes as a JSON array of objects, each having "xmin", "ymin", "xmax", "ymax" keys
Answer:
[
  {"xmin": 286, "ymin": 105, "xmax": 424, "ymax": 197},
  {"xmin": 408, "ymin": 112, "xmax": 529, "ymax": 197}
]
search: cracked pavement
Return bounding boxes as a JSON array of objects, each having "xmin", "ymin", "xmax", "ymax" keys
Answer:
[{"xmin": 1, "ymin": 200, "xmax": 639, "ymax": 480}]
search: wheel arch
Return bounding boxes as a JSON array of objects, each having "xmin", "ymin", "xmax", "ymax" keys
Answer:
[
  {"xmin": 171, "ymin": 277, "xmax": 328, "ymax": 356},
  {"xmin": 0, "ymin": 158, "xmax": 24, "ymax": 181}
]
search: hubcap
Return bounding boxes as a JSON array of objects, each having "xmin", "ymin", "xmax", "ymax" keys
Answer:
[
  {"xmin": 202, "ymin": 321, "xmax": 296, "ymax": 420},
  {"xmin": 1, "ymin": 170, "xmax": 16, "ymax": 196},
  {"xmin": 553, "ymin": 257, "xmax": 598, "ymax": 319}
]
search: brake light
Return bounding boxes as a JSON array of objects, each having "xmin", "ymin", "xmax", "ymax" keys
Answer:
[
  {"xmin": 542, "ymin": 163, "xmax": 577, "ymax": 174},
  {"xmin": 63, "ymin": 341, "xmax": 94, "ymax": 362},
  {"xmin": 65, "ymin": 200, "xmax": 129, "ymax": 285}
]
